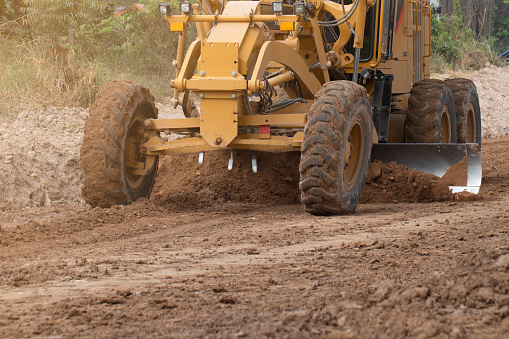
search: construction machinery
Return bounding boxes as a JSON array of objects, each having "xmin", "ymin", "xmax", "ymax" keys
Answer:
[{"xmin": 80, "ymin": 0, "xmax": 482, "ymax": 215}]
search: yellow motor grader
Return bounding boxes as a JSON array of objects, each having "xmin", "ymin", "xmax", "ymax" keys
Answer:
[{"xmin": 80, "ymin": 0, "xmax": 482, "ymax": 215}]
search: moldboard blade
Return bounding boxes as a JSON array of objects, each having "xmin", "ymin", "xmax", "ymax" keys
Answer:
[{"xmin": 370, "ymin": 143, "xmax": 482, "ymax": 194}]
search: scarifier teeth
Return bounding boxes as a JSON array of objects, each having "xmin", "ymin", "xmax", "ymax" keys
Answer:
[
  {"xmin": 228, "ymin": 151, "xmax": 234, "ymax": 171},
  {"xmin": 252, "ymin": 152, "xmax": 258, "ymax": 173},
  {"xmin": 199, "ymin": 152, "xmax": 204, "ymax": 165}
]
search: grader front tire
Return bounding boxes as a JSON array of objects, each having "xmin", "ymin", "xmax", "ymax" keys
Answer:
[
  {"xmin": 405, "ymin": 79, "xmax": 457, "ymax": 143},
  {"xmin": 299, "ymin": 81, "xmax": 373, "ymax": 216},
  {"xmin": 80, "ymin": 81, "xmax": 159, "ymax": 208}
]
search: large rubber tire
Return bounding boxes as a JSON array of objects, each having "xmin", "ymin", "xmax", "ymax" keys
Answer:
[
  {"xmin": 81, "ymin": 81, "xmax": 159, "ymax": 208},
  {"xmin": 405, "ymin": 79, "xmax": 457, "ymax": 143},
  {"xmin": 299, "ymin": 81, "xmax": 373, "ymax": 216},
  {"xmin": 445, "ymin": 78, "xmax": 481, "ymax": 145}
]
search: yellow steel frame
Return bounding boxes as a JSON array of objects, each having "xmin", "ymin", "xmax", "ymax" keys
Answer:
[
  {"xmin": 145, "ymin": 113, "xmax": 307, "ymax": 132},
  {"xmin": 144, "ymin": 0, "xmax": 377, "ymax": 155},
  {"xmin": 145, "ymin": 133, "xmax": 304, "ymax": 156}
]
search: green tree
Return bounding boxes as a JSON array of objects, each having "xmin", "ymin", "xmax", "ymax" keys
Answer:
[
  {"xmin": 0, "ymin": 0, "xmax": 26, "ymax": 36},
  {"xmin": 21, "ymin": 0, "xmax": 113, "ymax": 47},
  {"xmin": 432, "ymin": 1, "xmax": 499, "ymax": 71},
  {"xmin": 494, "ymin": 0, "xmax": 509, "ymax": 52},
  {"xmin": 453, "ymin": 0, "xmax": 463, "ymax": 29}
]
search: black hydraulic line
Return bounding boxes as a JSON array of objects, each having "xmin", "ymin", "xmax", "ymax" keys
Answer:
[
  {"xmin": 199, "ymin": 0, "xmax": 211, "ymax": 15},
  {"xmin": 318, "ymin": 0, "xmax": 361, "ymax": 27},
  {"xmin": 270, "ymin": 98, "xmax": 308, "ymax": 112}
]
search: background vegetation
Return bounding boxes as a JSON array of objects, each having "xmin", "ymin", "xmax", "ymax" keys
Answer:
[
  {"xmin": 0, "ymin": 0, "xmax": 508, "ymax": 121},
  {"xmin": 431, "ymin": 0, "xmax": 508, "ymax": 72},
  {"xmin": 439, "ymin": 0, "xmax": 509, "ymax": 52},
  {"xmin": 0, "ymin": 0, "xmax": 191, "ymax": 121}
]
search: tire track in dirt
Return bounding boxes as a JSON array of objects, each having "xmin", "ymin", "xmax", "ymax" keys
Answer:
[{"xmin": 1, "ymin": 186, "xmax": 509, "ymax": 337}]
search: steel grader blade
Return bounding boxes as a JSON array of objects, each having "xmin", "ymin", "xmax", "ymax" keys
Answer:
[{"xmin": 370, "ymin": 143, "xmax": 482, "ymax": 194}]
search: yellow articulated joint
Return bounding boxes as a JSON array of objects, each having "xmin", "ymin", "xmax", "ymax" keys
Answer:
[
  {"xmin": 172, "ymin": 40, "xmax": 201, "ymax": 92},
  {"xmin": 248, "ymin": 41, "xmax": 322, "ymax": 98}
]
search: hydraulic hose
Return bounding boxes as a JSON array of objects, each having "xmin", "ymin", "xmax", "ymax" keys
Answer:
[{"xmin": 318, "ymin": 0, "xmax": 361, "ymax": 27}]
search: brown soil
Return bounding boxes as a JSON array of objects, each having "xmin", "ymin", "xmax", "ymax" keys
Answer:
[
  {"xmin": 1, "ymin": 136, "xmax": 509, "ymax": 338},
  {"xmin": 153, "ymin": 150, "xmax": 301, "ymax": 207},
  {"xmin": 2, "ymin": 66, "xmax": 506, "ymax": 212},
  {"xmin": 154, "ymin": 152, "xmax": 458, "ymax": 207},
  {"xmin": 361, "ymin": 160, "xmax": 453, "ymax": 204},
  {"xmin": 441, "ymin": 156, "xmax": 469, "ymax": 187}
]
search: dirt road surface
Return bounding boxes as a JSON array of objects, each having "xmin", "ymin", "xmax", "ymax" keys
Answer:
[
  {"xmin": 0, "ymin": 135, "xmax": 508, "ymax": 338},
  {"xmin": 1, "ymin": 67, "xmax": 509, "ymax": 338}
]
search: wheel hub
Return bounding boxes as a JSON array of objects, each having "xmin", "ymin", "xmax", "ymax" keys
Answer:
[
  {"xmin": 440, "ymin": 106, "xmax": 451, "ymax": 143},
  {"xmin": 125, "ymin": 115, "xmax": 154, "ymax": 189},
  {"xmin": 466, "ymin": 103, "xmax": 476, "ymax": 143},
  {"xmin": 343, "ymin": 117, "xmax": 364, "ymax": 190}
]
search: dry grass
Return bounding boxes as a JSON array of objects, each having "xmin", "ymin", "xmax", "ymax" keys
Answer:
[
  {"xmin": 0, "ymin": 36, "xmax": 110, "ymax": 121},
  {"xmin": 0, "ymin": 36, "xmax": 174, "ymax": 123},
  {"xmin": 0, "ymin": 6, "xmax": 179, "ymax": 123}
]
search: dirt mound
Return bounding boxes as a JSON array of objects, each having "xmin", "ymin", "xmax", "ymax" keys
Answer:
[
  {"xmin": 0, "ymin": 101, "xmax": 180, "ymax": 212},
  {"xmin": 3, "ymin": 67, "xmax": 508, "ymax": 211},
  {"xmin": 152, "ymin": 151, "xmax": 302, "ymax": 207},
  {"xmin": 153, "ymin": 154, "xmax": 465, "ymax": 207},
  {"xmin": 0, "ymin": 107, "xmax": 87, "ymax": 211},
  {"xmin": 361, "ymin": 161, "xmax": 454, "ymax": 204}
]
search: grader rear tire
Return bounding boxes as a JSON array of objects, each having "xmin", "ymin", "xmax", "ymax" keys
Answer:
[
  {"xmin": 299, "ymin": 81, "xmax": 373, "ymax": 216},
  {"xmin": 80, "ymin": 81, "xmax": 159, "ymax": 208},
  {"xmin": 445, "ymin": 78, "xmax": 481, "ymax": 145},
  {"xmin": 405, "ymin": 79, "xmax": 457, "ymax": 143}
]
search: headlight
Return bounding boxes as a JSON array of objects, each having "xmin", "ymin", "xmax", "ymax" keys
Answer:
[
  {"xmin": 180, "ymin": 1, "xmax": 191, "ymax": 14},
  {"xmin": 272, "ymin": 1, "xmax": 283, "ymax": 14},
  {"xmin": 293, "ymin": 2, "xmax": 305, "ymax": 15},
  {"xmin": 159, "ymin": 3, "xmax": 170, "ymax": 15}
]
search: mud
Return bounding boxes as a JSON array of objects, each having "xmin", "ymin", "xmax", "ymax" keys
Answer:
[
  {"xmin": 153, "ymin": 150, "xmax": 301, "ymax": 206},
  {"xmin": 0, "ymin": 137, "xmax": 508, "ymax": 338},
  {"xmin": 1, "ymin": 66, "xmax": 508, "ymax": 212},
  {"xmin": 0, "ymin": 69, "xmax": 509, "ymax": 337},
  {"xmin": 361, "ymin": 161, "xmax": 453, "ymax": 204}
]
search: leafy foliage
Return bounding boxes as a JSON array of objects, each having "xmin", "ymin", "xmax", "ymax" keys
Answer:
[
  {"xmin": 0, "ymin": 0, "xmax": 27, "ymax": 38},
  {"xmin": 1, "ymin": 0, "xmax": 194, "ymax": 118},
  {"xmin": 21, "ymin": 0, "xmax": 113, "ymax": 48},
  {"xmin": 438, "ymin": 0, "xmax": 509, "ymax": 55},
  {"xmin": 493, "ymin": 0, "xmax": 509, "ymax": 53},
  {"xmin": 77, "ymin": 2, "xmax": 184, "ymax": 75},
  {"xmin": 431, "ymin": 1, "xmax": 501, "ymax": 72}
]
